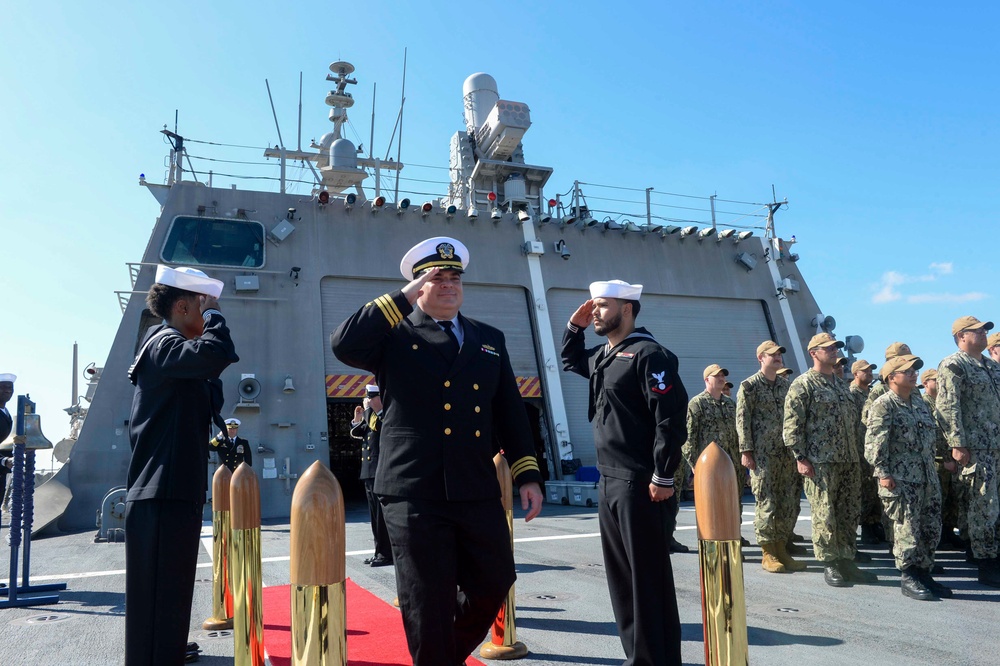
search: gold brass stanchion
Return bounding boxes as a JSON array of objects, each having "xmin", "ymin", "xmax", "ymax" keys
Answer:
[
  {"xmin": 290, "ymin": 461, "xmax": 346, "ymax": 665},
  {"xmin": 204, "ymin": 465, "xmax": 234, "ymax": 630},
  {"xmin": 694, "ymin": 442, "xmax": 749, "ymax": 666},
  {"xmin": 231, "ymin": 462, "xmax": 265, "ymax": 666},
  {"xmin": 480, "ymin": 453, "xmax": 528, "ymax": 660}
]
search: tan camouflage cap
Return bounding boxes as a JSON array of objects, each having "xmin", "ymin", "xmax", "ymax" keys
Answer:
[
  {"xmin": 725, "ymin": 381, "xmax": 734, "ymax": 389},
  {"xmin": 776, "ymin": 367, "xmax": 793, "ymax": 376},
  {"xmin": 951, "ymin": 316, "xmax": 994, "ymax": 336},
  {"xmin": 836, "ymin": 352, "xmax": 849, "ymax": 366},
  {"xmin": 851, "ymin": 359, "xmax": 876, "ymax": 374},
  {"xmin": 808, "ymin": 332, "xmax": 843, "ymax": 350},
  {"xmin": 703, "ymin": 364, "xmax": 729, "ymax": 379},
  {"xmin": 988, "ymin": 332, "xmax": 1000, "ymax": 348},
  {"xmin": 756, "ymin": 340, "xmax": 786, "ymax": 356},
  {"xmin": 920, "ymin": 368, "xmax": 938, "ymax": 385},
  {"xmin": 884, "ymin": 342, "xmax": 911, "ymax": 360},
  {"xmin": 880, "ymin": 354, "xmax": 924, "ymax": 382}
]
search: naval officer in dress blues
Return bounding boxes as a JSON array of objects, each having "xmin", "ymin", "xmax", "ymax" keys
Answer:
[
  {"xmin": 331, "ymin": 236, "xmax": 544, "ymax": 666},
  {"xmin": 209, "ymin": 417, "xmax": 253, "ymax": 471},
  {"xmin": 350, "ymin": 384, "xmax": 393, "ymax": 567}
]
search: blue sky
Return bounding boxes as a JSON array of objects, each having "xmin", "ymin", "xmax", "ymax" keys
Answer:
[{"xmin": 2, "ymin": 1, "xmax": 996, "ymax": 452}]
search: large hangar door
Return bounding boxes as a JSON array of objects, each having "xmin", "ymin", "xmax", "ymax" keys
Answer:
[{"xmin": 547, "ymin": 289, "xmax": 775, "ymax": 468}]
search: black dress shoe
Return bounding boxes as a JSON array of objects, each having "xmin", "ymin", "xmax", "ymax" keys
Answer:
[
  {"xmin": 669, "ymin": 537, "xmax": 690, "ymax": 554},
  {"xmin": 370, "ymin": 555, "xmax": 394, "ymax": 567},
  {"xmin": 363, "ymin": 557, "xmax": 375, "ymax": 565},
  {"xmin": 740, "ymin": 536, "xmax": 751, "ymax": 548},
  {"xmin": 900, "ymin": 569, "xmax": 935, "ymax": 601},
  {"xmin": 840, "ymin": 558, "xmax": 878, "ymax": 584},
  {"xmin": 824, "ymin": 563, "xmax": 851, "ymax": 587}
]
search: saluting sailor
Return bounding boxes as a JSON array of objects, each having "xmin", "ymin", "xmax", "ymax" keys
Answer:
[
  {"xmin": 209, "ymin": 417, "xmax": 253, "ymax": 471},
  {"xmin": 331, "ymin": 236, "xmax": 543, "ymax": 666},
  {"xmin": 561, "ymin": 279, "xmax": 689, "ymax": 666},
  {"xmin": 350, "ymin": 384, "xmax": 392, "ymax": 567},
  {"xmin": 125, "ymin": 265, "xmax": 238, "ymax": 666}
]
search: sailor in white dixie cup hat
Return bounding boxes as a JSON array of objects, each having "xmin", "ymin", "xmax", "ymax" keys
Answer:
[
  {"xmin": 0, "ymin": 374, "xmax": 16, "ymax": 482},
  {"xmin": 561, "ymin": 278, "xmax": 689, "ymax": 665},
  {"xmin": 123, "ymin": 264, "xmax": 239, "ymax": 665}
]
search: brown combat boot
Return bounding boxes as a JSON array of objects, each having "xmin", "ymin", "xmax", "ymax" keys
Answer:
[
  {"xmin": 760, "ymin": 542, "xmax": 787, "ymax": 573},
  {"xmin": 776, "ymin": 541, "xmax": 807, "ymax": 572}
]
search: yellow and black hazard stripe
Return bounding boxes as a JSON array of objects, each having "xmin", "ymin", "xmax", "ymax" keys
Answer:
[
  {"xmin": 509, "ymin": 456, "xmax": 540, "ymax": 480},
  {"xmin": 370, "ymin": 293, "xmax": 404, "ymax": 327}
]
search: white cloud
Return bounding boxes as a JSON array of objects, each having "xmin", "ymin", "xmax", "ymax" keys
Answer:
[
  {"xmin": 871, "ymin": 262, "xmax": 964, "ymax": 305},
  {"xmin": 907, "ymin": 292, "xmax": 988, "ymax": 304}
]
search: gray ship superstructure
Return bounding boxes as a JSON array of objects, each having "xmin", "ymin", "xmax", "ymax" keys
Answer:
[{"xmin": 47, "ymin": 61, "xmax": 830, "ymax": 531}]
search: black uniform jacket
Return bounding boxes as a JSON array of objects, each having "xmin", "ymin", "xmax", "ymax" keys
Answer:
[
  {"xmin": 350, "ymin": 407, "xmax": 382, "ymax": 481},
  {"xmin": 331, "ymin": 290, "xmax": 542, "ymax": 501},
  {"xmin": 561, "ymin": 324, "xmax": 688, "ymax": 486},
  {"xmin": 127, "ymin": 312, "xmax": 239, "ymax": 503},
  {"xmin": 209, "ymin": 435, "xmax": 253, "ymax": 471},
  {"xmin": 0, "ymin": 409, "xmax": 11, "ymax": 484}
]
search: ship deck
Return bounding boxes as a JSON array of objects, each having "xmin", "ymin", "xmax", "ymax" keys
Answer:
[{"xmin": 1, "ymin": 497, "xmax": 994, "ymax": 666}]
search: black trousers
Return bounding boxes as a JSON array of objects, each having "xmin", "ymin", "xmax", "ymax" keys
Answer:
[
  {"xmin": 364, "ymin": 478, "xmax": 392, "ymax": 559},
  {"xmin": 382, "ymin": 496, "xmax": 514, "ymax": 666},
  {"xmin": 124, "ymin": 498, "xmax": 203, "ymax": 666},
  {"xmin": 598, "ymin": 476, "xmax": 681, "ymax": 666}
]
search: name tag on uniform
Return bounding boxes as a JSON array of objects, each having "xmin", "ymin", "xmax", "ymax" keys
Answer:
[
  {"xmin": 616, "ymin": 352, "xmax": 635, "ymax": 359},
  {"xmin": 481, "ymin": 344, "xmax": 500, "ymax": 358}
]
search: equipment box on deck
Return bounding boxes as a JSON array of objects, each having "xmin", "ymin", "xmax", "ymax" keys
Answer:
[
  {"xmin": 545, "ymin": 481, "xmax": 570, "ymax": 505},
  {"xmin": 568, "ymin": 482, "xmax": 599, "ymax": 507}
]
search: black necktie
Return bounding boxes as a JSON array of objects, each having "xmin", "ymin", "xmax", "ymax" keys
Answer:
[{"xmin": 439, "ymin": 320, "xmax": 460, "ymax": 356}]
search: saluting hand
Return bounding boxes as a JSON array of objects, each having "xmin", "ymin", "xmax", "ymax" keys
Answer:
[
  {"xmin": 199, "ymin": 294, "xmax": 220, "ymax": 313},
  {"xmin": 402, "ymin": 267, "xmax": 440, "ymax": 305},
  {"xmin": 569, "ymin": 299, "xmax": 594, "ymax": 328}
]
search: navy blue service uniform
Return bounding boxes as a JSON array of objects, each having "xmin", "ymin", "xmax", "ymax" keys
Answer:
[
  {"xmin": 562, "ymin": 323, "xmax": 688, "ymax": 665},
  {"xmin": 331, "ymin": 289, "xmax": 542, "ymax": 665},
  {"xmin": 209, "ymin": 433, "xmax": 252, "ymax": 471},
  {"xmin": 125, "ymin": 311, "xmax": 238, "ymax": 666},
  {"xmin": 350, "ymin": 407, "xmax": 392, "ymax": 563}
]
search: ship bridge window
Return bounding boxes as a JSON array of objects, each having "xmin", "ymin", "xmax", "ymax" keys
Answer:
[{"xmin": 161, "ymin": 216, "xmax": 265, "ymax": 268}]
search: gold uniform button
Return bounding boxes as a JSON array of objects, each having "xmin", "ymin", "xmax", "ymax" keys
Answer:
[
  {"xmin": 474, "ymin": 406, "xmax": 481, "ymax": 413},
  {"xmin": 475, "ymin": 430, "xmax": 481, "ymax": 437},
  {"xmin": 473, "ymin": 383, "xmax": 479, "ymax": 390},
  {"xmin": 444, "ymin": 380, "xmax": 451, "ymax": 387},
  {"xmin": 444, "ymin": 428, "xmax": 452, "ymax": 435},
  {"xmin": 412, "ymin": 344, "xmax": 419, "ymax": 350},
  {"xmin": 444, "ymin": 403, "xmax": 452, "ymax": 410}
]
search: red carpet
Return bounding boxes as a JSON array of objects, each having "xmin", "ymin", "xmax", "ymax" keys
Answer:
[{"xmin": 261, "ymin": 580, "xmax": 487, "ymax": 666}]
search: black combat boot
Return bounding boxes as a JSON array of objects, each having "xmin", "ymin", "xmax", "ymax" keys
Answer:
[
  {"xmin": 839, "ymin": 558, "xmax": 878, "ymax": 584},
  {"xmin": 918, "ymin": 568, "xmax": 953, "ymax": 599},
  {"xmin": 823, "ymin": 561, "xmax": 851, "ymax": 587},
  {"xmin": 669, "ymin": 536, "xmax": 690, "ymax": 554},
  {"xmin": 900, "ymin": 568, "xmax": 935, "ymax": 601},
  {"xmin": 785, "ymin": 539, "xmax": 808, "ymax": 556}
]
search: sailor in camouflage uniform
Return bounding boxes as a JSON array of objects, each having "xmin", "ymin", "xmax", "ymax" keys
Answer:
[
  {"xmin": 684, "ymin": 364, "xmax": 743, "ymax": 509},
  {"xmin": 922, "ymin": 368, "xmax": 965, "ymax": 550},
  {"xmin": 737, "ymin": 340, "xmax": 805, "ymax": 573},
  {"xmin": 865, "ymin": 355, "xmax": 951, "ymax": 600},
  {"xmin": 849, "ymin": 360, "xmax": 882, "ymax": 545},
  {"xmin": 784, "ymin": 333, "xmax": 877, "ymax": 587},
  {"xmin": 989, "ymin": 332, "xmax": 1000, "ymax": 364},
  {"xmin": 934, "ymin": 316, "xmax": 1000, "ymax": 588}
]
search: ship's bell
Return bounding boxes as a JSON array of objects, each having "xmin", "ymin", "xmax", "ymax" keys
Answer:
[{"xmin": 0, "ymin": 413, "xmax": 54, "ymax": 452}]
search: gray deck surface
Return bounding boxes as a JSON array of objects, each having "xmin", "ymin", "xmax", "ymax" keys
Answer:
[{"xmin": 0, "ymin": 497, "xmax": 995, "ymax": 666}]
